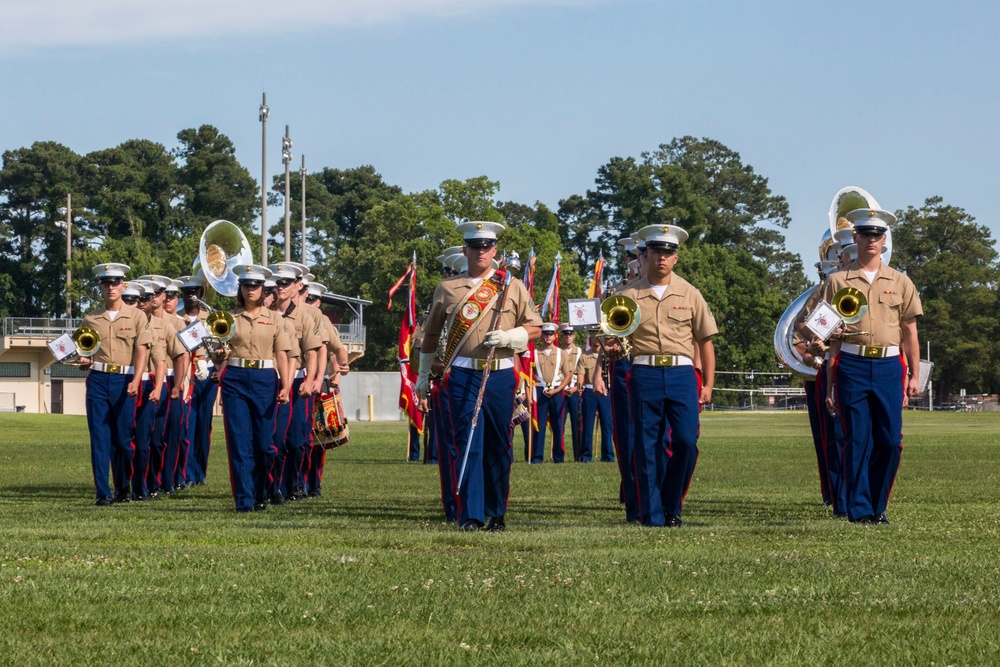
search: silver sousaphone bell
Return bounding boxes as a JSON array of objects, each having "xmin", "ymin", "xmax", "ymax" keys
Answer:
[{"xmin": 199, "ymin": 220, "xmax": 254, "ymax": 297}]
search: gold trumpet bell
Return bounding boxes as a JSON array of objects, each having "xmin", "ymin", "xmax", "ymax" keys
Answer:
[
  {"xmin": 831, "ymin": 287, "xmax": 868, "ymax": 324},
  {"xmin": 72, "ymin": 326, "xmax": 102, "ymax": 358},
  {"xmin": 206, "ymin": 311, "xmax": 237, "ymax": 343},
  {"xmin": 600, "ymin": 295, "xmax": 640, "ymax": 337}
]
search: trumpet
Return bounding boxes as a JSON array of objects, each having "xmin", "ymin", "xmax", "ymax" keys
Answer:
[{"xmin": 597, "ymin": 294, "xmax": 640, "ymax": 361}]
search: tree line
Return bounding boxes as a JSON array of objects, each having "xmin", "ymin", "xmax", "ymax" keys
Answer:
[{"xmin": 1, "ymin": 127, "xmax": 994, "ymax": 402}]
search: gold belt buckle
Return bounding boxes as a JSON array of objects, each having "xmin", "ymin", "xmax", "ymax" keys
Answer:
[
  {"xmin": 246, "ymin": 359, "xmax": 260, "ymax": 369},
  {"xmin": 106, "ymin": 364, "xmax": 121, "ymax": 374},
  {"xmin": 653, "ymin": 354, "xmax": 673, "ymax": 367},
  {"xmin": 864, "ymin": 346, "xmax": 884, "ymax": 358}
]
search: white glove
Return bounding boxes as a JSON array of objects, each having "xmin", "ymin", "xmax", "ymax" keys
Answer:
[
  {"xmin": 415, "ymin": 351, "xmax": 436, "ymax": 399},
  {"xmin": 194, "ymin": 359, "xmax": 210, "ymax": 381},
  {"xmin": 484, "ymin": 326, "xmax": 529, "ymax": 351}
]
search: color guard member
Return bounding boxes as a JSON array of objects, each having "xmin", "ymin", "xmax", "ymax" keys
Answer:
[
  {"xmin": 531, "ymin": 322, "xmax": 573, "ymax": 463},
  {"xmin": 558, "ymin": 323, "xmax": 585, "ymax": 461},
  {"xmin": 621, "ymin": 225, "xmax": 717, "ymax": 527},
  {"xmin": 80, "ymin": 263, "xmax": 152, "ymax": 505},
  {"xmin": 579, "ymin": 335, "xmax": 614, "ymax": 463}
]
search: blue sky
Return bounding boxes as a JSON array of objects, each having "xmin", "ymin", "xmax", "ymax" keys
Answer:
[{"xmin": 3, "ymin": 0, "xmax": 997, "ymax": 274}]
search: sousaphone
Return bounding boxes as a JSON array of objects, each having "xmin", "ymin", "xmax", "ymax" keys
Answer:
[{"xmin": 199, "ymin": 220, "xmax": 254, "ymax": 297}]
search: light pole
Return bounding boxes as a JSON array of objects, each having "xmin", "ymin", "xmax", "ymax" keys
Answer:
[
  {"xmin": 259, "ymin": 93, "xmax": 270, "ymax": 266},
  {"xmin": 59, "ymin": 194, "xmax": 72, "ymax": 317},
  {"xmin": 282, "ymin": 125, "xmax": 293, "ymax": 262},
  {"xmin": 300, "ymin": 155, "xmax": 307, "ymax": 265}
]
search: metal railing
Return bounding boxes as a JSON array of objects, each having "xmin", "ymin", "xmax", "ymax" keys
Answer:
[
  {"xmin": 334, "ymin": 322, "xmax": 366, "ymax": 345},
  {"xmin": 2, "ymin": 317, "xmax": 82, "ymax": 338}
]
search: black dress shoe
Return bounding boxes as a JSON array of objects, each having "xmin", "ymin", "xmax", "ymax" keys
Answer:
[
  {"xmin": 875, "ymin": 512, "xmax": 889, "ymax": 525},
  {"xmin": 850, "ymin": 515, "xmax": 876, "ymax": 524},
  {"xmin": 253, "ymin": 502, "xmax": 267, "ymax": 512},
  {"xmin": 459, "ymin": 521, "xmax": 482, "ymax": 532},
  {"xmin": 664, "ymin": 514, "xmax": 683, "ymax": 528},
  {"xmin": 114, "ymin": 494, "xmax": 130, "ymax": 504},
  {"xmin": 833, "ymin": 512, "xmax": 848, "ymax": 519},
  {"xmin": 308, "ymin": 488, "xmax": 321, "ymax": 497},
  {"xmin": 270, "ymin": 492, "xmax": 286, "ymax": 506},
  {"xmin": 94, "ymin": 497, "xmax": 112, "ymax": 507},
  {"xmin": 486, "ymin": 516, "xmax": 506, "ymax": 532},
  {"xmin": 236, "ymin": 507, "xmax": 253, "ymax": 513}
]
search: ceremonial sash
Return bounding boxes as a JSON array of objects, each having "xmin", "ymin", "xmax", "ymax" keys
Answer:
[{"xmin": 441, "ymin": 271, "xmax": 503, "ymax": 370}]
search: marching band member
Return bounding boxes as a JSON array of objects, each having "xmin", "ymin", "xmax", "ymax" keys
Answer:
[
  {"xmin": 593, "ymin": 236, "xmax": 643, "ymax": 522},
  {"xmin": 305, "ymin": 283, "xmax": 348, "ymax": 374},
  {"xmin": 152, "ymin": 278, "xmax": 190, "ymax": 498},
  {"xmin": 80, "ymin": 263, "xmax": 152, "ymax": 505},
  {"xmin": 579, "ymin": 334, "xmax": 614, "ymax": 463},
  {"xmin": 531, "ymin": 322, "xmax": 573, "ymax": 463},
  {"xmin": 128, "ymin": 280, "xmax": 168, "ymax": 501},
  {"xmin": 416, "ymin": 221, "xmax": 542, "ymax": 531},
  {"xmin": 620, "ymin": 225, "xmax": 717, "ymax": 527},
  {"xmin": 179, "ymin": 274, "xmax": 216, "ymax": 488},
  {"xmin": 558, "ymin": 323, "xmax": 585, "ymax": 461},
  {"xmin": 823, "ymin": 209, "xmax": 922, "ymax": 524},
  {"xmin": 286, "ymin": 267, "xmax": 336, "ymax": 498},
  {"xmin": 268, "ymin": 263, "xmax": 323, "ymax": 504},
  {"xmin": 217, "ymin": 265, "xmax": 292, "ymax": 513}
]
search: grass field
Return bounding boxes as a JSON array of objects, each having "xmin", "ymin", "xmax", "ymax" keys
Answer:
[{"xmin": 1, "ymin": 411, "xmax": 999, "ymax": 665}]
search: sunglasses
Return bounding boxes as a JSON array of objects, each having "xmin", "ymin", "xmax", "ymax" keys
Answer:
[
  {"xmin": 857, "ymin": 230, "xmax": 885, "ymax": 237},
  {"xmin": 100, "ymin": 278, "xmax": 124, "ymax": 286},
  {"xmin": 122, "ymin": 296, "xmax": 139, "ymax": 304},
  {"xmin": 164, "ymin": 292, "xmax": 178, "ymax": 299},
  {"xmin": 275, "ymin": 280, "xmax": 294, "ymax": 288},
  {"xmin": 139, "ymin": 294, "xmax": 153, "ymax": 302}
]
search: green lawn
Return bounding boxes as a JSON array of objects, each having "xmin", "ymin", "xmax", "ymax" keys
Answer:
[{"xmin": 1, "ymin": 411, "xmax": 998, "ymax": 665}]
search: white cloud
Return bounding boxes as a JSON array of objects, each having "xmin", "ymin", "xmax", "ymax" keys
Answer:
[{"xmin": 2, "ymin": 0, "xmax": 592, "ymax": 50}]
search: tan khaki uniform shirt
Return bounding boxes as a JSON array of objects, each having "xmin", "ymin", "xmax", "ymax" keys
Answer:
[
  {"xmin": 81, "ymin": 304, "xmax": 152, "ymax": 366},
  {"xmin": 560, "ymin": 343, "xmax": 584, "ymax": 382},
  {"xmin": 620, "ymin": 275, "xmax": 718, "ymax": 358},
  {"xmin": 535, "ymin": 342, "xmax": 574, "ymax": 387},
  {"xmin": 145, "ymin": 316, "xmax": 169, "ymax": 373},
  {"xmin": 279, "ymin": 312, "xmax": 300, "ymax": 360},
  {"xmin": 578, "ymin": 350, "xmax": 599, "ymax": 385},
  {"xmin": 280, "ymin": 303, "xmax": 323, "ymax": 355},
  {"xmin": 228, "ymin": 308, "xmax": 292, "ymax": 360},
  {"xmin": 820, "ymin": 262, "xmax": 922, "ymax": 347},
  {"xmin": 161, "ymin": 313, "xmax": 188, "ymax": 360},
  {"xmin": 426, "ymin": 271, "xmax": 542, "ymax": 360}
]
